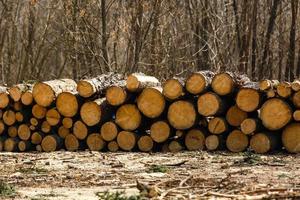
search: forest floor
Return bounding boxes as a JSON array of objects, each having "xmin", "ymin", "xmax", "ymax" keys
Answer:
[{"xmin": 0, "ymin": 151, "xmax": 299, "ymax": 200}]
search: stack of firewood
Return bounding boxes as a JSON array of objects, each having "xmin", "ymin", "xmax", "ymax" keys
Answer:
[{"xmin": 0, "ymin": 71, "xmax": 299, "ymax": 154}]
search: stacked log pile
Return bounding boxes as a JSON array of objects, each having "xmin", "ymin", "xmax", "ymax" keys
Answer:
[{"xmin": 0, "ymin": 71, "xmax": 299, "ymax": 154}]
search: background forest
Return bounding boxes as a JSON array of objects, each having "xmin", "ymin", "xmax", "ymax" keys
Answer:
[{"xmin": 0, "ymin": 0, "xmax": 299, "ymax": 85}]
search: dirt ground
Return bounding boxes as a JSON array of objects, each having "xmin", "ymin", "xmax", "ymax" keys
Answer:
[{"xmin": 0, "ymin": 151, "xmax": 299, "ymax": 200}]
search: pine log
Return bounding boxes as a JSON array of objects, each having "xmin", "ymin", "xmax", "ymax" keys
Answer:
[
  {"xmin": 0, "ymin": 92, "xmax": 9, "ymax": 109},
  {"xmin": 197, "ymin": 92, "xmax": 226, "ymax": 116},
  {"xmin": 250, "ymin": 132, "xmax": 280, "ymax": 154},
  {"xmin": 292, "ymin": 91, "xmax": 300, "ymax": 108},
  {"xmin": 8, "ymin": 126, "xmax": 17, "ymax": 137},
  {"xmin": 211, "ymin": 72, "xmax": 235, "ymax": 96},
  {"xmin": 106, "ymin": 86, "xmax": 127, "ymax": 106},
  {"xmin": 32, "ymin": 104, "xmax": 47, "ymax": 119},
  {"xmin": 236, "ymin": 82, "xmax": 261, "ymax": 112},
  {"xmin": 150, "ymin": 121, "xmax": 170, "ymax": 143},
  {"xmin": 8, "ymin": 84, "xmax": 32, "ymax": 102},
  {"xmin": 80, "ymin": 98, "xmax": 113, "ymax": 126},
  {"xmin": 107, "ymin": 141, "xmax": 119, "ymax": 152},
  {"xmin": 100, "ymin": 121, "xmax": 118, "ymax": 142},
  {"xmin": 185, "ymin": 71, "xmax": 215, "ymax": 95},
  {"xmin": 62, "ymin": 117, "xmax": 73, "ymax": 129},
  {"xmin": 137, "ymin": 135, "xmax": 153, "ymax": 152},
  {"xmin": 3, "ymin": 110, "xmax": 16, "ymax": 126},
  {"xmin": 115, "ymin": 104, "xmax": 141, "ymax": 131},
  {"xmin": 4, "ymin": 137, "xmax": 19, "ymax": 152},
  {"xmin": 137, "ymin": 88, "xmax": 165, "ymax": 118},
  {"xmin": 291, "ymin": 80, "xmax": 300, "ymax": 91},
  {"xmin": 277, "ymin": 82, "xmax": 292, "ymax": 98},
  {"xmin": 86, "ymin": 133, "xmax": 105, "ymax": 151},
  {"xmin": 293, "ymin": 110, "xmax": 300, "ymax": 121},
  {"xmin": 15, "ymin": 112, "xmax": 24, "ymax": 122},
  {"xmin": 65, "ymin": 134, "xmax": 80, "ymax": 151},
  {"xmin": 0, "ymin": 121, "xmax": 5, "ymax": 135},
  {"xmin": 226, "ymin": 130, "xmax": 249, "ymax": 152},
  {"xmin": 21, "ymin": 91, "xmax": 33, "ymax": 106},
  {"xmin": 241, "ymin": 118, "xmax": 262, "ymax": 135},
  {"xmin": 31, "ymin": 132, "xmax": 44, "ymax": 145},
  {"xmin": 77, "ymin": 73, "xmax": 124, "ymax": 98},
  {"xmin": 260, "ymin": 98, "xmax": 292, "ymax": 130},
  {"xmin": 208, "ymin": 117, "xmax": 228, "ymax": 134},
  {"xmin": 126, "ymin": 73, "xmax": 160, "ymax": 92},
  {"xmin": 162, "ymin": 78, "xmax": 184, "ymax": 100},
  {"xmin": 184, "ymin": 128, "xmax": 206, "ymax": 151},
  {"xmin": 226, "ymin": 105, "xmax": 248, "ymax": 127},
  {"xmin": 73, "ymin": 120, "xmax": 88, "ymax": 140},
  {"xmin": 18, "ymin": 141, "xmax": 32, "ymax": 152},
  {"xmin": 205, "ymin": 135, "xmax": 226, "ymax": 151},
  {"xmin": 168, "ymin": 140, "xmax": 184, "ymax": 152},
  {"xmin": 56, "ymin": 92, "xmax": 79, "ymax": 117},
  {"xmin": 18, "ymin": 124, "xmax": 31, "ymax": 141},
  {"xmin": 117, "ymin": 131, "xmax": 136, "ymax": 151},
  {"xmin": 41, "ymin": 135, "xmax": 63, "ymax": 152},
  {"xmin": 41, "ymin": 121, "xmax": 51, "ymax": 133},
  {"xmin": 58, "ymin": 126, "xmax": 70, "ymax": 138},
  {"xmin": 259, "ymin": 79, "xmax": 279, "ymax": 91},
  {"xmin": 33, "ymin": 79, "xmax": 77, "ymax": 107},
  {"xmin": 168, "ymin": 100, "xmax": 196, "ymax": 130},
  {"xmin": 46, "ymin": 108, "xmax": 61, "ymax": 126},
  {"xmin": 282, "ymin": 123, "xmax": 300, "ymax": 153}
]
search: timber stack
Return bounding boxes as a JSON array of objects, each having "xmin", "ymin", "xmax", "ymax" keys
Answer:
[{"xmin": 0, "ymin": 71, "xmax": 299, "ymax": 154}]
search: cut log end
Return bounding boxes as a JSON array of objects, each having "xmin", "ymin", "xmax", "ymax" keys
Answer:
[
  {"xmin": 31, "ymin": 132, "xmax": 43, "ymax": 145},
  {"xmin": 150, "ymin": 121, "xmax": 170, "ymax": 143},
  {"xmin": 33, "ymin": 82, "xmax": 55, "ymax": 107},
  {"xmin": 226, "ymin": 105, "xmax": 248, "ymax": 127},
  {"xmin": 226, "ymin": 130, "xmax": 249, "ymax": 152},
  {"xmin": 236, "ymin": 88, "xmax": 260, "ymax": 112},
  {"xmin": 291, "ymin": 80, "xmax": 300, "ymax": 91},
  {"xmin": 277, "ymin": 82, "xmax": 292, "ymax": 98},
  {"xmin": 117, "ymin": 131, "xmax": 136, "ymax": 151},
  {"xmin": 8, "ymin": 87, "xmax": 22, "ymax": 102},
  {"xmin": 107, "ymin": 141, "xmax": 119, "ymax": 152},
  {"xmin": 293, "ymin": 110, "xmax": 300, "ymax": 121},
  {"xmin": 0, "ymin": 121, "xmax": 5, "ymax": 135},
  {"xmin": 18, "ymin": 141, "xmax": 31, "ymax": 152},
  {"xmin": 211, "ymin": 73, "xmax": 234, "ymax": 95},
  {"xmin": 185, "ymin": 129, "xmax": 205, "ymax": 151},
  {"xmin": 3, "ymin": 110, "xmax": 16, "ymax": 126},
  {"xmin": 208, "ymin": 117, "xmax": 227, "ymax": 134},
  {"xmin": 163, "ymin": 79, "xmax": 183, "ymax": 100},
  {"xmin": 8, "ymin": 126, "xmax": 17, "ymax": 137},
  {"xmin": 0, "ymin": 93, "xmax": 9, "ymax": 109},
  {"xmin": 80, "ymin": 102, "xmax": 101, "ymax": 126},
  {"xmin": 4, "ymin": 138, "xmax": 18, "ymax": 152},
  {"xmin": 46, "ymin": 109, "xmax": 61, "ymax": 126},
  {"xmin": 21, "ymin": 91, "xmax": 33, "ymax": 105},
  {"xmin": 259, "ymin": 80, "xmax": 279, "ymax": 91},
  {"xmin": 241, "ymin": 118, "xmax": 258, "ymax": 135},
  {"xmin": 77, "ymin": 80, "xmax": 94, "ymax": 98},
  {"xmin": 62, "ymin": 118, "xmax": 73, "ymax": 129},
  {"xmin": 197, "ymin": 92, "xmax": 223, "ymax": 116},
  {"xmin": 41, "ymin": 135, "xmax": 61, "ymax": 152},
  {"xmin": 87, "ymin": 133, "xmax": 105, "ymax": 151},
  {"xmin": 126, "ymin": 74, "xmax": 140, "ymax": 92},
  {"xmin": 137, "ymin": 135, "xmax": 153, "ymax": 152},
  {"xmin": 58, "ymin": 126, "xmax": 70, "ymax": 138},
  {"xmin": 260, "ymin": 98, "xmax": 292, "ymax": 130},
  {"xmin": 292, "ymin": 91, "xmax": 300, "ymax": 108},
  {"xmin": 205, "ymin": 135, "xmax": 221, "ymax": 151},
  {"xmin": 73, "ymin": 121, "xmax": 88, "ymax": 140},
  {"xmin": 185, "ymin": 73, "xmax": 207, "ymax": 95},
  {"xmin": 168, "ymin": 141, "xmax": 184, "ymax": 152},
  {"xmin": 250, "ymin": 133, "xmax": 272, "ymax": 154},
  {"xmin": 137, "ymin": 88, "xmax": 165, "ymax": 118},
  {"xmin": 56, "ymin": 92, "xmax": 78, "ymax": 117},
  {"xmin": 32, "ymin": 104, "xmax": 47, "ymax": 119},
  {"xmin": 65, "ymin": 134, "xmax": 79, "ymax": 151},
  {"xmin": 18, "ymin": 124, "xmax": 31, "ymax": 141},
  {"xmin": 115, "ymin": 104, "xmax": 141, "ymax": 131},
  {"xmin": 106, "ymin": 86, "xmax": 127, "ymax": 106},
  {"xmin": 41, "ymin": 121, "xmax": 51, "ymax": 133},
  {"xmin": 100, "ymin": 121, "xmax": 118, "ymax": 142},
  {"xmin": 168, "ymin": 100, "xmax": 196, "ymax": 130},
  {"xmin": 282, "ymin": 123, "xmax": 300, "ymax": 153}
]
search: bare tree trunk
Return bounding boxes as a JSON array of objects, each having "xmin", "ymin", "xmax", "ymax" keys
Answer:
[
  {"xmin": 101, "ymin": 0, "xmax": 110, "ymax": 72},
  {"xmin": 251, "ymin": 0, "xmax": 258, "ymax": 79}
]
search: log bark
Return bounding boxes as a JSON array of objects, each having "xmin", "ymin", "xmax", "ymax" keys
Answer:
[
  {"xmin": 137, "ymin": 135, "xmax": 154, "ymax": 152},
  {"xmin": 168, "ymin": 100, "xmax": 196, "ymax": 130},
  {"xmin": 184, "ymin": 128, "xmax": 206, "ymax": 151},
  {"xmin": 226, "ymin": 130, "xmax": 249, "ymax": 152},
  {"xmin": 162, "ymin": 78, "xmax": 184, "ymax": 100},
  {"xmin": 46, "ymin": 108, "xmax": 61, "ymax": 126},
  {"xmin": 100, "ymin": 121, "xmax": 118, "ymax": 142},
  {"xmin": 33, "ymin": 79, "xmax": 77, "ymax": 107},
  {"xmin": 241, "ymin": 118, "xmax": 262, "ymax": 135},
  {"xmin": 150, "ymin": 121, "xmax": 170, "ymax": 143},
  {"xmin": 185, "ymin": 71, "xmax": 215, "ymax": 95},
  {"xmin": 77, "ymin": 73, "xmax": 125, "ymax": 98},
  {"xmin": 250, "ymin": 132, "xmax": 280, "ymax": 153},
  {"xmin": 117, "ymin": 131, "xmax": 136, "ymax": 151},
  {"xmin": 282, "ymin": 123, "xmax": 300, "ymax": 153},
  {"xmin": 226, "ymin": 105, "xmax": 248, "ymax": 127},
  {"xmin": 56, "ymin": 92, "xmax": 79, "ymax": 117},
  {"xmin": 41, "ymin": 134, "xmax": 63, "ymax": 152},
  {"xmin": 86, "ymin": 133, "xmax": 105, "ymax": 151},
  {"xmin": 208, "ymin": 117, "xmax": 228, "ymax": 134},
  {"xmin": 73, "ymin": 120, "xmax": 88, "ymax": 140},
  {"xmin": 126, "ymin": 73, "xmax": 160, "ymax": 92},
  {"xmin": 137, "ymin": 88, "xmax": 165, "ymax": 118},
  {"xmin": 260, "ymin": 98, "xmax": 292, "ymax": 130},
  {"xmin": 115, "ymin": 104, "xmax": 141, "ymax": 131},
  {"xmin": 197, "ymin": 92, "xmax": 226, "ymax": 116}
]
